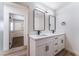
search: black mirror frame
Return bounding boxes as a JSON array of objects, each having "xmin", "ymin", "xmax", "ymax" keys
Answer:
[
  {"xmin": 49, "ymin": 15, "xmax": 56, "ymax": 32},
  {"xmin": 33, "ymin": 9, "xmax": 45, "ymax": 31}
]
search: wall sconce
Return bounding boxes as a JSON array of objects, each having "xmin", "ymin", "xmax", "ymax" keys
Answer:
[{"xmin": 61, "ymin": 21, "xmax": 66, "ymax": 26}]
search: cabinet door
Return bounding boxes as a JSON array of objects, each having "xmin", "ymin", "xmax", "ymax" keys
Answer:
[
  {"xmin": 36, "ymin": 44, "xmax": 46, "ymax": 56},
  {"xmin": 36, "ymin": 42, "xmax": 53, "ymax": 56},
  {"xmin": 46, "ymin": 42, "xmax": 53, "ymax": 56}
]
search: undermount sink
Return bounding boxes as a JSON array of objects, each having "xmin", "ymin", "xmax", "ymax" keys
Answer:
[
  {"xmin": 35, "ymin": 34, "xmax": 47, "ymax": 37},
  {"xmin": 29, "ymin": 34, "xmax": 49, "ymax": 39},
  {"xmin": 30, "ymin": 33, "xmax": 65, "ymax": 40}
]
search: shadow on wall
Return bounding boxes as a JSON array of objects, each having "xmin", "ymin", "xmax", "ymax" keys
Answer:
[{"xmin": 65, "ymin": 34, "xmax": 74, "ymax": 52}]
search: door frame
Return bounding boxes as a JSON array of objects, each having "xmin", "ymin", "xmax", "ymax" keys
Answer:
[{"xmin": 3, "ymin": 2, "xmax": 29, "ymax": 55}]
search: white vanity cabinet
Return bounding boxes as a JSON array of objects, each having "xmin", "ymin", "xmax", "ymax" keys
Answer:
[
  {"xmin": 30, "ymin": 34, "xmax": 65, "ymax": 56},
  {"xmin": 30, "ymin": 37, "xmax": 53, "ymax": 56},
  {"xmin": 53, "ymin": 35, "xmax": 65, "ymax": 55}
]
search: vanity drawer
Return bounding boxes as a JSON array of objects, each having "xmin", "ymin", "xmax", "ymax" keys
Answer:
[
  {"xmin": 53, "ymin": 35, "xmax": 64, "ymax": 44},
  {"xmin": 53, "ymin": 35, "xmax": 64, "ymax": 40},
  {"xmin": 36, "ymin": 38, "xmax": 51, "ymax": 46},
  {"xmin": 53, "ymin": 36, "xmax": 59, "ymax": 42},
  {"xmin": 53, "ymin": 42, "xmax": 58, "ymax": 48},
  {"xmin": 53, "ymin": 47, "xmax": 59, "ymax": 55}
]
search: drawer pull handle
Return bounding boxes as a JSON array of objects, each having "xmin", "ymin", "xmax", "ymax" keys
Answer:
[
  {"xmin": 55, "ymin": 37, "xmax": 58, "ymax": 39},
  {"xmin": 45, "ymin": 46, "xmax": 49, "ymax": 52},
  {"xmin": 61, "ymin": 40, "xmax": 63, "ymax": 43},
  {"xmin": 55, "ymin": 43, "xmax": 58, "ymax": 45},
  {"xmin": 55, "ymin": 50, "xmax": 58, "ymax": 52}
]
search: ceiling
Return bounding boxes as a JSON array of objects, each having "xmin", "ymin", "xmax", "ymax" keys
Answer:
[
  {"xmin": 17, "ymin": 2, "xmax": 71, "ymax": 11},
  {"xmin": 40, "ymin": 2, "xmax": 71, "ymax": 10}
]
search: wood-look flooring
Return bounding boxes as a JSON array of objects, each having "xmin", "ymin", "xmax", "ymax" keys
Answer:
[
  {"xmin": 0, "ymin": 45, "xmax": 75, "ymax": 56},
  {"xmin": 56, "ymin": 49, "xmax": 75, "ymax": 56},
  {"xmin": 0, "ymin": 46, "xmax": 27, "ymax": 56}
]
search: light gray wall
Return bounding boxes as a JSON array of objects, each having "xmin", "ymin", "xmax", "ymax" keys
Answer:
[
  {"xmin": 28, "ymin": 3, "xmax": 55, "ymax": 35},
  {"xmin": 57, "ymin": 2, "xmax": 79, "ymax": 55},
  {"xmin": 0, "ymin": 2, "xmax": 4, "ymax": 51}
]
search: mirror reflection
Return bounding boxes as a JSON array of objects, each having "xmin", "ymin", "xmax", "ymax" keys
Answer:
[
  {"xmin": 9, "ymin": 13, "xmax": 24, "ymax": 49},
  {"xmin": 33, "ymin": 9, "xmax": 45, "ymax": 31},
  {"xmin": 49, "ymin": 15, "xmax": 56, "ymax": 33},
  {"xmin": 33, "ymin": 9, "xmax": 45, "ymax": 35}
]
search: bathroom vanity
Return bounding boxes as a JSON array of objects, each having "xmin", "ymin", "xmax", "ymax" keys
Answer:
[
  {"xmin": 31, "ymin": 7, "xmax": 65, "ymax": 56},
  {"xmin": 30, "ymin": 33, "xmax": 65, "ymax": 56}
]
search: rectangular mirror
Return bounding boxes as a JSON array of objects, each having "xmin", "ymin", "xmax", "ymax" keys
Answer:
[
  {"xmin": 49, "ymin": 15, "xmax": 56, "ymax": 31},
  {"xmin": 33, "ymin": 9, "xmax": 45, "ymax": 31},
  {"xmin": 9, "ymin": 13, "xmax": 24, "ymax": 49}
]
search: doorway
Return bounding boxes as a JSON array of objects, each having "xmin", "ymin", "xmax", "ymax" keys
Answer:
[{"xmin": 9, "ymin": 13, "xmax": 24, "ymax": 49}]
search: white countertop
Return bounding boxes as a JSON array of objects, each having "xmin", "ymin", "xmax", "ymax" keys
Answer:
[{"xmin": 29, "ymin": 33, "xmax": 65, "ymax": 40}]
